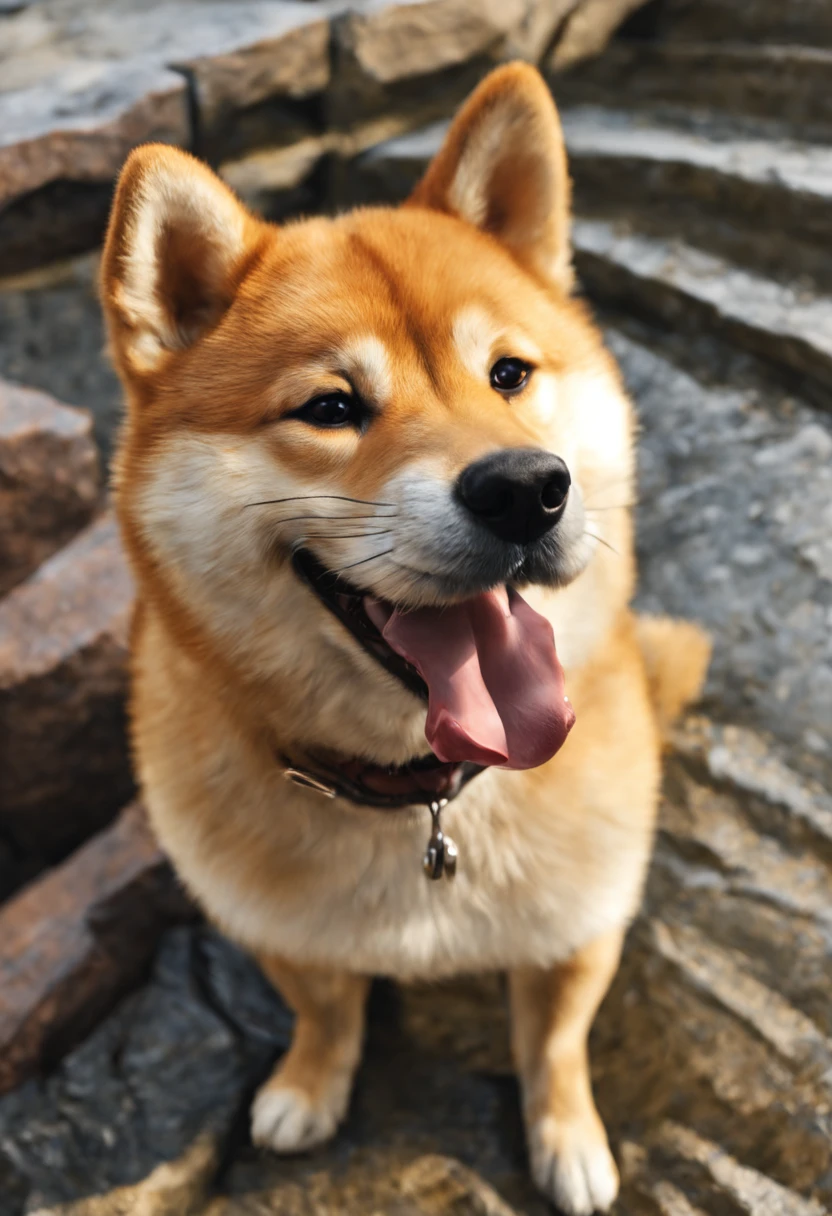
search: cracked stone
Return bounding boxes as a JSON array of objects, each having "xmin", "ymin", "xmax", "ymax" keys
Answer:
[{"xmin": 0, "ymin": 511, "xmax": 135, "ymax": 864}]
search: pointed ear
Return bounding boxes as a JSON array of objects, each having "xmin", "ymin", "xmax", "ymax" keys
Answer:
[
  {"xmin": 408, "ymin": 63, "xmax": 573, "ymax": 293},
  {"xmin": 101, "ymin": 145, "xmax": 263, "ymax": 378}
]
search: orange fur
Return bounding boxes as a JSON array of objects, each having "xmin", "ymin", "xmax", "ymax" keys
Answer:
[{"xmin": 102, "ymin": 64, "xmax": 707, "ymax": 1215}]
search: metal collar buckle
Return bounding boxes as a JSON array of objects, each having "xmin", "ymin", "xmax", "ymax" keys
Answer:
[{"xmin": 283, "ymin": 767, "xmax": 336, "ymax": 798}]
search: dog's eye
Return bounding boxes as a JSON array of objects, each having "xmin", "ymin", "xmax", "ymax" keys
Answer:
[
  {"xmin": 297, "ymin": 392, "xmax": 359, "ymax": 428},
  {"xmin": 490, "ymin": 357, "xmax": 531, "ymax": 393}
]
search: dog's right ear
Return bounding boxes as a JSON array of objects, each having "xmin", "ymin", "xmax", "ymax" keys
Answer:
[
  {"xmin": 101, "ymin": 145, "xmax": 263, "ymax": 379},
  {"xmin": 408, "ymin": 63, "xmax": 573, "ymax": 294}
]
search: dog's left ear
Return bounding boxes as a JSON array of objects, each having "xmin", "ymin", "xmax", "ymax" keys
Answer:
[
  {"xmin": 408, "ymin": 63, "xmax": 572, "ymax": 293},
  {"xmin": 101, "ymin": 144, "xmax": 264, "ymax": 381}
]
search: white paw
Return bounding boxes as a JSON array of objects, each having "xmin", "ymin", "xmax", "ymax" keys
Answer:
[
  {"xmin": 529, "ymin": 1115, "xmax": 619, "ymax": 1215},
  {"xmin": 250, "ymin": 1083, "xmax": 341, "ymax": 1153}
]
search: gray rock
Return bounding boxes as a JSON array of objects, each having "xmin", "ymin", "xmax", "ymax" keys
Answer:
[{"xmin": 334, "ymin": 118, "xmax": 446, "ymax": 206}]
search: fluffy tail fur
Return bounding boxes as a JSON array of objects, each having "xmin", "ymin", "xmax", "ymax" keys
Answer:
[{"xmin": 636, "ymin": 615, "xmax": 711, "ymax": 739}]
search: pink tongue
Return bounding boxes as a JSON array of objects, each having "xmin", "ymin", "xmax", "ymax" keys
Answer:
[{"xmin": 364, "ymin": 587, "xmax": 575, "ymax": 770}]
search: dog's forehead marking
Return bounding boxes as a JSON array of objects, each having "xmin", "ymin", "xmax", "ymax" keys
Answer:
[
  {"xmin": 453, "ymin": 305, "xmax": 497, "ymax": 379},
  {"xmin": 453, "ymin": 305, "xmax": 543, "ymax": 380},
  {"xmin": 337, "ymin": 334, "xmax": 392, "ymax": 405}
]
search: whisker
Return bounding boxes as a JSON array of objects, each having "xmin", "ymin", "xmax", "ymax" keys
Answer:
[
  {"xmin": 299, "ymin": 531, "xmax": 392, "ymax": 541},
  {"xmin": 331, "ymin": 549, "xmax": 395, "ymax": 575},
  {"xmin": 243, "ymin": 494, "xmax": 395, "ymax": 510},
  {"xmin": 583, "ymin": 529, "xmax": 619, "ymax": 555},
  {"xmin": 265, "ymin": 513, "xmax": 396, "ymax": 525}
]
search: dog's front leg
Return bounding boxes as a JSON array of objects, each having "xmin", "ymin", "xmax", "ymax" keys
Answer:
[
  {"xmin": 251, "ymin": 955, "xmax": 369, "ymax": 1153},
  {"xmin": 510, "ymin": 927, "xmax": 624, "ymax": 1215}
]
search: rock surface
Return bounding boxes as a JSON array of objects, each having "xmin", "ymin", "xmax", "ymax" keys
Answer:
[
  {"xmin": 0, "ymin": 804, "xmax": 192, "ymax": 1098},
  {"xmin": 0, "ymin": 380, "xmax": 100, "ymax": 596},
  {"xmin": 0, "ymin": 512, "xmax": 134, "ymax": 867}
]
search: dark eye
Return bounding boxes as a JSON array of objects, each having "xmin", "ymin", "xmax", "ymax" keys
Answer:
[
  {"xmin": 490, "ymin": 357, "xmax": 531, "ymax": 393},
  {"xmin": 297, "ymin": 392, "xmax": 360, "ymax": 428}
]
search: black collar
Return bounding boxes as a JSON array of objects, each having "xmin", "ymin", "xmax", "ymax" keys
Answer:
[{"xmin": 280, "ymin": 748, "xmax": 486, "ymax": 811}]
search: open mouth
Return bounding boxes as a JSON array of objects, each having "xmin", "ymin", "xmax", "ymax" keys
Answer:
[
  {"xmin": 292, "ymin": 548, "xmax": 428, "ymax": 701},
  {"xmin": 292, "ymin": 547, "xmax": 576, "ymax": 772}
]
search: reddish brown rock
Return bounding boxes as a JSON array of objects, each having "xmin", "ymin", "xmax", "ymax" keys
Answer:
[
  {"xmin": 178, "ymin": 7, "xmax": 332, "ymax": 162},
  {"xmin": 0, "ymin": 379, "xmax": 100, "ymax": 596},
  {"xmin": 0, "ymin": 803, "xmax": 193, "ymax": 1097},
  {"xmin": 0, "ymin": 511, "xmax": 135, "ymax": 861},
  {"xmin": 551, "ymin": 0, "xmax": 650, "ymax": 69}
]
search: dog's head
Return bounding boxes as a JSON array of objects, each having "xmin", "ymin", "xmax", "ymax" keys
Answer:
[{"xmin": 103, "ymin": 64, "xmax": 634, "ymax": 768}]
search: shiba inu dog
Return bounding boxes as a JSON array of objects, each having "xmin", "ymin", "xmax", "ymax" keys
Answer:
[{"xmin": 102, "ymin": 63, "xmax": 708, "ymax": 1215}]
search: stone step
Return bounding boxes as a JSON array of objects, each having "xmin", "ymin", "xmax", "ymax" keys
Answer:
[
  {"xmin": 0, "ymin": 0, "xmax": 331, "ymax": 276},
  {"xmin": 0, "ymin": 803, "xmax": 193, "ymax": 1097},
  {"xmin": 0, "ymin": 511, "xmax": 135, "ymax": 871},
  {"xmin": 576, "ymin": 219, "xmax": 832, "ymax": 407},
  {"xmin": 0, "ymin": 0, "xmax": 638, "ymax": 276},
  {"xmin": 562, "ymin": 105, "xmax": 832, "ymax": 288},
  {"xmin": 651, "ymin": 0, "xmax": 832, "ymax": 48},
  {"xmin": 552, "ymin": 40, "xmax": 832, "ymax": 140},
  {"xmin": 0, "ymin": 379, "xmax": 101, "ymax": 596}
]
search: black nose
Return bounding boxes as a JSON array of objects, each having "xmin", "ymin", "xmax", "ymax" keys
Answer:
[{"xmin": 456, "ymin": 448, "xmax": 571, "ymax": 545}]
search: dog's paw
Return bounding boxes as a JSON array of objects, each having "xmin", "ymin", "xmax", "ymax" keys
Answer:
[
  {"xmin": 250, "ymin": 1082, "xmax": 341, "ymax": 1153},
  {"xmin": 529, "ymin": 1114, "xmax": 619, "ymax": 1215}
]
